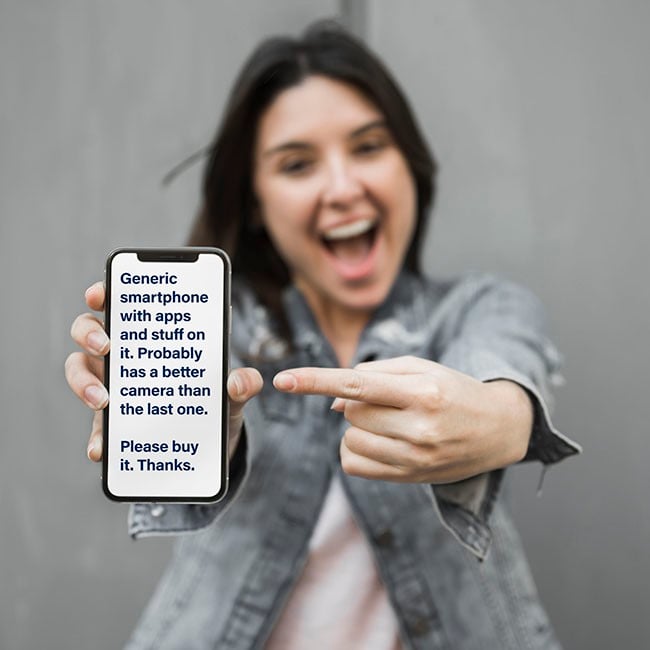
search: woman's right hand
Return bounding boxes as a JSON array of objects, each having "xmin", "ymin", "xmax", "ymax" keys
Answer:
[{"xmin": 65, "ymin": 281, "xmax": 263, "ymax": 463}]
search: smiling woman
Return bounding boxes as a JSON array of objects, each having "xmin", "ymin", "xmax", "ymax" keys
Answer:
[
  {"xmin": 187, "ymin": 22, "xmax": 435, "ymax": 355},
  {"xmin": 253, "ymin": 76, "xmax": 417, "ymax": 350},
  {"xmin": 66, "ymin": 19, "xmax": 580, "ymax": 650}
]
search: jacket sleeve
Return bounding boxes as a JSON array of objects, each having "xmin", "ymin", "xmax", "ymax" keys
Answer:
[
  {"xmin": 427, "ymin": 274, "xmax": 581, "ymax": 559},
  {"xmin": 127, "ymin": 427, "xmax": 250, "ymax": 539},
  {"xmin": 128, "ymin": 348, "xmax": 252, "ymax": 539}
]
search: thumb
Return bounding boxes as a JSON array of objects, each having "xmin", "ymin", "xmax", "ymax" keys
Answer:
[
  {"xmin": 227, "ymin": 367, "xmax": 263, "ymax": 419},
  {"xmin": 227, "ymin": 368, "xmax": 263, "ymax": 459}
]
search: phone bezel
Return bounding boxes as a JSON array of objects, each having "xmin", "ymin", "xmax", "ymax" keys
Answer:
[{"xmin": 102, "ymin": 247, "xmax": 231, "ymax": 503}]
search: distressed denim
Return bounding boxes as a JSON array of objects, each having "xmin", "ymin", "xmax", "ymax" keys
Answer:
[{"xmin": 126, "ymin": 271, "xmax": 580, "ymax": 650}]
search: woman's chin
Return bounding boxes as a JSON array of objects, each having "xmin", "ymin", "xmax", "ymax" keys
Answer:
[{"xmin": 334, "ymin": 278, "xmax": 395, "ymax": 314}]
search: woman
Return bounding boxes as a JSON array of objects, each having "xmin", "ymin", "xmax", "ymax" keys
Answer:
[{"xmin": 66, "ymin": 21, "xmax": 580, "ymax": 649}]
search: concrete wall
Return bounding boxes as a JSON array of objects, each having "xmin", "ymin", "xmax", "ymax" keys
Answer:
[
  {"xmin": 0, "ymin": 3, "xmax": 339, "ymax": 649},
  {"xmin": 1, "ymin": 1, "xmax": 648, "ymax": 648},
  {"xmin": 365, "ymin": 2, "xmax": 650, "ymax": 648}
]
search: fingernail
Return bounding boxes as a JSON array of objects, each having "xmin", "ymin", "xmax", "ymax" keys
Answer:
[
  {"xmin": 87, "ymin": 331, "xmax": 109, "ymax": 354},
  {"xmin": 229, "ymin": 373, "xmax": 243, "ymax": 398},
  {"xmin": 273, "ymin": 372, "xmax": 297, "ymax": 391},
  {"xmin": 87, "ymin": 437, "xmax": 100, "ymax": 460},
  {"xmin": 85, "ymin": 385, "xmax": 108, "ymax": 409},
  {"xmin": 85, "ymin": 281, "xmax": 102, "ymax": 297},
  {"xmin": 330, "ymin": 398, "xmax": 345, "ymax": 412}
]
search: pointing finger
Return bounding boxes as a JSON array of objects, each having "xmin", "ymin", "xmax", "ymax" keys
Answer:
[
  {"xmin": 273, "ymin": 367, "xmax": 411, "ymax": 408},
  {"xmin": 354, "ymin": 355, "xmax": 439, "ymax": 375}
]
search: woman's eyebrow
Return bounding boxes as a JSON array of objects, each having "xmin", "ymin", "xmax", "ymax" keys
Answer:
[
  {"xmin": 262, "ymin": 141, "xmax": 312, "ymax": 158},
  {"xmin": 262, "ymin": 119, "xmax": 388, "ymax": 158},
  {"xmin": 349, "ymin": 119, "xmax": 388, "ymax": 138}
]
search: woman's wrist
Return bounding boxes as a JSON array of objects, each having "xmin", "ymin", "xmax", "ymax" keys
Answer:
[{"xmin": 484, "ymin": 380, "xmax": 534, "ymax": 467}]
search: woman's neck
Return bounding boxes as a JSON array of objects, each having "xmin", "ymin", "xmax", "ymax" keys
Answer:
[
  {"xmin": 298, "ymin": 289, "xmax": 371, "ymax": 368},
  {"xmin": 320, "ymin": 314, "xmax": 368, "ymax": 368}
]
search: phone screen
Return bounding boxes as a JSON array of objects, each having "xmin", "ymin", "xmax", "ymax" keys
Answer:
[{"xmin": 103, "ymin": 248, "xmax": 230, "ymax": 502}]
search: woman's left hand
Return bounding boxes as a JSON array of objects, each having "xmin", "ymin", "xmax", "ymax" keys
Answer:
[{"xmin": 273, "ymin": 356, "xmax": 533, "ymax": 484}]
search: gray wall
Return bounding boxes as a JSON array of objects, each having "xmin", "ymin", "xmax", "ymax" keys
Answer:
[
  {"xmin": 364, "ymin": 3, "xmax": 650, "ymax": 648},
  {"xmin": 1, "ymin": 1, "xmax": 648, "ymax": 648},
  {"xmin": 0, "ymin": 3, "xmax": 340, "ymax": 649}
]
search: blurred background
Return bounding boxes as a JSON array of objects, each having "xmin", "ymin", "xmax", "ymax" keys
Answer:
[{"xmin": 1, "ymin": 1, "xmax": 648, "ymax": 648}]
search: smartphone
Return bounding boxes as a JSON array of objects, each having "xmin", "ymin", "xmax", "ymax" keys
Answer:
[{"xmin": 103, "ymin": 247, "xmax": 230, "ymax": 503}]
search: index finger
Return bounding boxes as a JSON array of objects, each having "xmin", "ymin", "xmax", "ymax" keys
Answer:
[{"xmin": 273, "ymin": 367, "xmax": 411, "ymax": 408}]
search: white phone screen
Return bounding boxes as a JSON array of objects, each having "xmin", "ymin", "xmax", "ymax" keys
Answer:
[{"xmin": 104, "ymin": 249, "xmax": 229, "ymax": 501}]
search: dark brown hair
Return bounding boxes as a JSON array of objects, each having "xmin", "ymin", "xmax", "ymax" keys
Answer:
[{"xmin": 188, "ymin": 20, "xmax": 437, "ymax": 335}]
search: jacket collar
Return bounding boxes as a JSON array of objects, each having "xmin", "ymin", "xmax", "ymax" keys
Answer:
[{"xmin": 281, "ymin": 270, "xmax": 432, "ymax": 364}]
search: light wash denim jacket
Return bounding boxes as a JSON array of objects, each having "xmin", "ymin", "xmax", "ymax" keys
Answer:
[{"xmin": 125, "ymin": 271, "xmax": 580, "ymax": 650}]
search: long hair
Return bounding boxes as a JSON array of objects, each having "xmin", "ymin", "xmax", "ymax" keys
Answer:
[{"xmin": 188, "ymin": 20, "xmax": 437, "ymax": 339}]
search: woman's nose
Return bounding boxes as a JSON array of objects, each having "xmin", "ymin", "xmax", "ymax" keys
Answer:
[{"xmin": 321, "ymin": 158, "xmax": 364, "ymax": 207}]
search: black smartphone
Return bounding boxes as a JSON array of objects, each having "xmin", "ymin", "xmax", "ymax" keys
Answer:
[{"xmin": 102, "ymin": 247, "xmax": 231, "ymax": 503}]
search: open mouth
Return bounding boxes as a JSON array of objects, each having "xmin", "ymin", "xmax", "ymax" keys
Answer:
[{"xmin": 320, "ymin": 218, "xmax": 379, "ymax": 267}]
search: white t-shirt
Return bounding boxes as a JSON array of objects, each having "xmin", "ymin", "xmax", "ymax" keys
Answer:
[{"xmin": 265, "ymin": 475, "xmax": 403, "ymax": 650}]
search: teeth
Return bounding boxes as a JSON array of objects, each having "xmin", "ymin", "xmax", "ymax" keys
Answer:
[{"xmin": 322, "ymin": 218, "xmax": 376, "ymax": 241}]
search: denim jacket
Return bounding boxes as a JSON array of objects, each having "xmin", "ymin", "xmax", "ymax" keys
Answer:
[{"xmin": 125, "ymin": 271, "xmax": 580, "ymax": 650}]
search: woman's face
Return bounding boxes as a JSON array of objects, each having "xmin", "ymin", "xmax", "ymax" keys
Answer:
[{"xmin": 253, "ymin": 75, "xmax": 417, "ymax": 320}]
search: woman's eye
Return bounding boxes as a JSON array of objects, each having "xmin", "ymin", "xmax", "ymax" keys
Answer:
[
  {"xmin": 279, "ymin": 158, "xmax": 313, "ymax": 175},
  {"xmin": 354, "ymin": 139, "xmax": 387, "ymax": 156}
]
